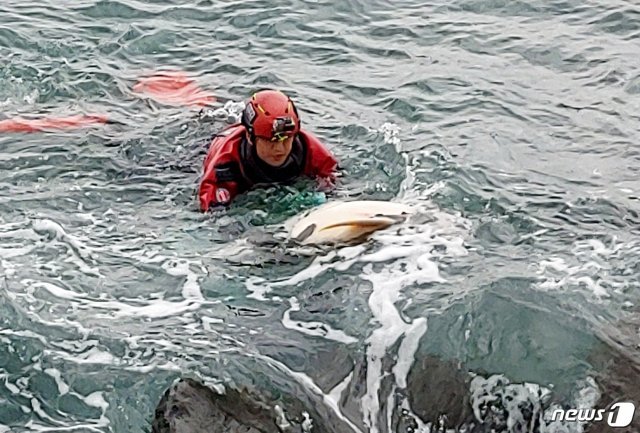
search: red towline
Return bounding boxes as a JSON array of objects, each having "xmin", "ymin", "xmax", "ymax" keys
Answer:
[
  {"xmin": 0, "ymin": 70, "xmax": 215, "ymax": 133},
  {"xmin": 0, "ymin": 114, "xmax": 110, "ymax": 133},
  {"xmin": 132, "ymin": 70, "xmax": 217, "ymax": 108}
]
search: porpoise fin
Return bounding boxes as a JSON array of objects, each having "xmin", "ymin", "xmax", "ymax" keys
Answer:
[{"xmin": 293, "ymin": 223, "xmax": 316, "ymax": 242}]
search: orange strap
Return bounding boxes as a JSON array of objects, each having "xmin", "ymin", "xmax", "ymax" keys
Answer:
[
  {"xmin": 132, "ymin": 71, "xmax": 216, "ymax": 108},
  {"xmin": 0, "ymin": 114, "xmax": 109, "ymax": 133}
]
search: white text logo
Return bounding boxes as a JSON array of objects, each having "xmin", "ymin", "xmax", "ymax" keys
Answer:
[{"xmin": 550, "ymin": 402, "xmax": 635, "ymax": 428}]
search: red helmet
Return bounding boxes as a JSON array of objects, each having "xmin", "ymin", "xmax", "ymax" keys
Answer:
[{"xmin": 241, "ymin": 90, "xmax": 300, "ymax": 142}]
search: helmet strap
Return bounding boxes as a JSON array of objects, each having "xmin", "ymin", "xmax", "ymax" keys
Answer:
[{"xmin": 241, "ymin": 101, "xmax": 257, "ymax": 142}]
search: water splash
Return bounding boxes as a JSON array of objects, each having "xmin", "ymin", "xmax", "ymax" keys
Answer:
[{"xmin": 199, "ymin": 100, "xmax": 245, "ymax": 124}]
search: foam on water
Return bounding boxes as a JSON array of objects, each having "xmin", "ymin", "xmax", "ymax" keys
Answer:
[
  {"xmin": 282, "ymin": 296, "xmax": 358, "ymax": 344},
  {"xmin": 0, "ymin": 244, "xmax": 35, "ymax": 259},
  {"xmin": 31, "ymin": 218, "xmax": 101, "ymax": 276},
  {"xmin": 274, "ymin": 404, "xmax": 293, "ymax": 430},
  {"xmin": 162, "ymin": 258, "xmax": 204, "ymax": 301},
  {"xmin": 0, "ymin": 221, "xmax": 42, "ymax": 275},
  {"xmin": 12, "ymin": 274, "xmax": 210, "ymax": 322},
  {"xmin": 1, "ymin": 360, "xmax": 111, "ymax": 432},
  {"xmin": 29, "ymin": 397, "xmax": 60, "ymax": 424},
  {"xmin": 269, "ymin": 250, "xmax": 342, "ymax": 287},
  {"xmin": 44, "ymin": 368, "xmax": 69, "ymax": 395},
  {"xmin": 0, "ymin": 259, "xmax": 16, "ymax": 277},
  {"xmin": 350, "ymin": 122, "xmax": 473, "ymax": 431},
  {"xmin": 22, "ymin": 279, "xmax": 84, "ymax": 300},
  {"xmin": 360, "ymin": 206, "xmax": 471, "ymax": 433},
  {"xmin": 199, "ymin": 100, "xmax": 245, "ymax": 124},
  {"xmin": 328, "ymin": 371, "xmax": 353, "ymax": 409},
  {"xmin": 393, "ymin": 318, "xmax": 428, "ymax": 390},
  {"xmin": 241, "ymin": 202, "xmax": 473, "ymax": 432},
  {"xmin": 45, "ymin": 346, "xmax": 117, "ymax": 365},
  {"xmin": 245, "ymin": 275, "xmax": 272, "ymax": 301},
  {"xmin": 255, "ymin": 352, "xmax": 365, "ymax": 433},
  {"xmin": 377, "ymin": 123, "xmax": 401, "ymax": 148},
  {"xmin": 301, "ymin": 411, "xmax": 314, "ymax": 432},
  {"xmin": 0, "ymin": 328, "xmax": 48, "ymax": 345},
  {"xmin": 83, "ymin": 391, "xmax": 109, "ymax": 411},
  {"xmin": 0, "ymin": 215, "xmax": 229, "ymax": 433},
  {"xmin": 470, "ymin": 374, "xmax": 548, "ymax": 432},
  {"xmin": 467, "ymin": 373, "xmax": 603, "ymax": 433},
  {"xmin": 23, "ymin": 422, "xmax": 107, "ymax": 433},
  {"xmin": 228, "ymin": 123, "xmax": 475, "ymax": 432},
  {"xmin": 2, "ymin": 213, "xmax": 220, "ymax": 336},
  {"xmin": 536, "ymin": 236, "xmax": 640, "ymax": 303},
  {"xmin": 3, "ymin": 377, "xmax": 21, "ymax": 395}
]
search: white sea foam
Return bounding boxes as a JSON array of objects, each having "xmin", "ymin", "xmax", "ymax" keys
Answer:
[
  {"xmin": 44, "ymin": 368, "xmax": 69, "ymax": 395},
  {"xmin": 22, "ymin": 279, "xmax": 84, "ymax": 300},
  {"xmin": 536, "ymin": 237, "xmax": 640, "ymax": 300},
  {"xmin": 244, "ymin": 195, "xmax": 470, "ymax": 433},
  {"xmin": 162, "ymin": 258, "xmax": 204, "ymax": 301},
  {"xmin": 256, "ymin": 353, "xmax": 364, "ymax": 433},
  {"xmin": 283, "ymin": 296, "xmax": 358, "ymax": 344},
  {"xmin": 360, "ymin": 206, "xmax": 470, "ymax": 433}
]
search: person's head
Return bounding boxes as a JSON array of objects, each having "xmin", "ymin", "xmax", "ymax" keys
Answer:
[{"xmin": 241, "ymin": 89, "xmax": 301, "ymax": 167}]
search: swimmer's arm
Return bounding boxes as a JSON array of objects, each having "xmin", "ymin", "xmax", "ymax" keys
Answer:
[{"xmin": 198, "ymin": 160, "xmax": 239, "ymax": 211}]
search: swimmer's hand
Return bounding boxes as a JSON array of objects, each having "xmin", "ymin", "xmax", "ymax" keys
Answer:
[{"xmin": 316, "ymin": 176, "xmax": 336, "ymax": 192}]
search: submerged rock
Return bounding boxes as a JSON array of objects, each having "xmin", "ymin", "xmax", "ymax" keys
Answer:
[
  {"xmin": 406, "ymin": 355, "xmax": 473, "ymax": 429},
  {"xmin": 150, "ymin": 302, "xmax": 640, "ymax": 433},
  {"xmin": 151, "ymin": 373, "xmax": 358, "ymax": 433},
  {"xmin": 153, "ymin": 378, "xmax": 268, "ymax": 433},
  {"xmin": 585, "ymin": 332, "xmax": 640, "ymax": 432},
  {"xmin": 152, "ymin": 378, "xmax": 319, "ymax": 433}
]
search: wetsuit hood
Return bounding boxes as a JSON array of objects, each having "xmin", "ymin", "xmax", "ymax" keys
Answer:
[{"xmin": 239, "ymin": 134, "xmax": 307, "ymax": 186}]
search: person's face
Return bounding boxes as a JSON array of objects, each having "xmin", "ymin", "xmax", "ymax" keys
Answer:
[{"xmin": 255, "ymin": 135, "xmax": 294, "ymax": 167}]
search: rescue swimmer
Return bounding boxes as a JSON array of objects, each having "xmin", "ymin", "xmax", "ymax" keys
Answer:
[{"xmin": 198, "ymin": 89, "xmax": 338, "ymax": 212}]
